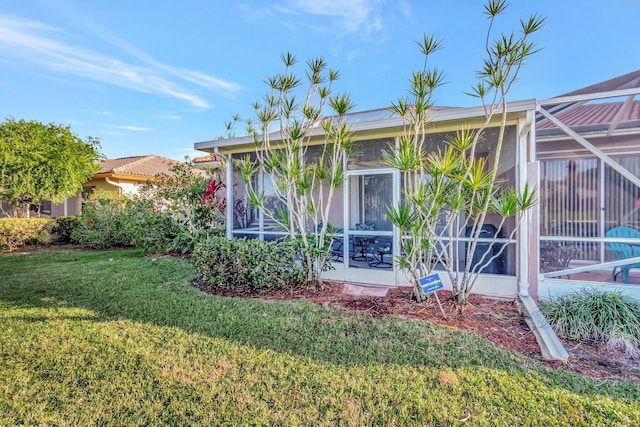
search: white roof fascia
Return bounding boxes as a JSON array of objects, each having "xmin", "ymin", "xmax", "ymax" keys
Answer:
[
  {"xmin": 539, "ymin": 87, "xmax": 640, "ymax": 106},
  {"xmin": 195, "ymin": 99, "xmax": 536, "ymax": 151}
]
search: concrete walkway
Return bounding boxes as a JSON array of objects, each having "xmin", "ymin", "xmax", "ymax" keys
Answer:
[{"xmin": 341, "ymin": 284, "xmax": 390, "ymax": 297}]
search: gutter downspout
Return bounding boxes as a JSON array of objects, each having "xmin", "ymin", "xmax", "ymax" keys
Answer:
[
  {"xmin": 518, "ymin": 107, "xmax": 569, "ymax": 362},
  {"xmin": 105, "ymin": 177, "xmax": 125, "ymax": 195}
]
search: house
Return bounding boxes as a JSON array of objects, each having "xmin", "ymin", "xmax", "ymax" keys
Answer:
[
  {"xmin": 51, "ymin": 155, "xmax": 203, "ymax": 217},
  {"xmin": 192, "ymin": 154, "xmax": 222, "ymax": 169},
  {"xmin": 194, "ymin": 71, "xmax": 640, "ymax": 304}
]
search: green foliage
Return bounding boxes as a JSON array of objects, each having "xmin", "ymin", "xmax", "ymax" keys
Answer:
[
  {"xmin": 385, "ymin": 1, "xmax": 543, "ymax": 305},
  {"xmin": 192, "ymin": 236, "xmax": 305, "ymax": 291},
  {"xmin": 50, "ymin": 216, "xmax": 81, "ymax": 243},
  {"xmin": 230, "ymin": 53, "xmax": 354, "ymax": 285},
  {"xmin": 0, "ymin": 118, "xmax": 102, "ymax": 210},
  {"xmin": 70, "ymin": 193, "xmax": 132, "ymax": 249},
  {"xmin": 70, "ymin": 162, "xmax": 226, "ymax": 252},
  {"xmin": 541, "ymin": 289, "xmax": 640, "ymax": 357},
  {"xmin": 0, "ymin": 217, "xmax": 51, "ymax": 250},
  {"xmin": 131, "ymin": 162, "xmax": 226, "ymax": 253},
  {"xmin": 123, "ymin": 199, "xmax": 182, "ymax": 252},
  {"xmin": 0, "ymin": 249, "xmax": 639, "ymax": 424}
]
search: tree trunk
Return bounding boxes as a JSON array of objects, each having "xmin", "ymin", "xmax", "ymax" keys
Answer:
[{"xmin": 412, "ymin": 283, "xmax": 427, "ymax": 303}]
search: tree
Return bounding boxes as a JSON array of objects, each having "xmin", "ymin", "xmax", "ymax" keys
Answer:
[
  {"xmin": 385, "ymin": 0, "xmax": 543, "ymax": 305},
  {"xmin": 0, "ymin": 118, "xmax": 102, "ymax": 215},
  {"xmin": 234, "ymin": 53, "xmax": 355, "ymax": 285}
]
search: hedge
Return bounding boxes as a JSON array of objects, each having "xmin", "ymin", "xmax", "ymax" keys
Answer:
[
  {"xmin": 192, "ymin": 237, "xmax": 305, "ymax": 292},
  {"xmin": 0, "ymin": 218, "xmax": 52, "ymax": 251}
]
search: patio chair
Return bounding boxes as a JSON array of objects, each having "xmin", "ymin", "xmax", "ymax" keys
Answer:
[
  {"xmin": 351, "ymin": 223, "xmax": 375, "ymax": 261},
  {"xmin": 540, "ymin": 241, "xmax": 578, "ymax": 279},
  {"xmin": 367, "ymin": 236, "xmax": 393, "ymax": 269},
  {"xmin": 605, "ymin": 226, "xmax": 640, "ymax": 284},
  {"xmin": 331, "ymin": 238, "xmax": 349, "ymax": 262}
]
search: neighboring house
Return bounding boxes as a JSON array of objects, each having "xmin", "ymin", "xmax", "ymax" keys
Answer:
[
  {"xmin": 192, "ymin": 154, "xmax": 221, "ymax": 169},
  {"xmin": 51, "ymin": 155, "xmax": 203, "ymax": 217},
  {"xmin": 194, "ymin": 70, "xmax": 640, "ymax": 303}
]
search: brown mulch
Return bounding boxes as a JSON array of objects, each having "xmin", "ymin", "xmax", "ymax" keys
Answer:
[{"xmin": 202, "ymin": 281, "xmax": 640, "ymax": 384}]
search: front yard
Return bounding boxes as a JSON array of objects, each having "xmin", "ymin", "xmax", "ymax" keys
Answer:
[{"xmin": 1, "ymin": 249, "xmax": 638, "ymax": 425}]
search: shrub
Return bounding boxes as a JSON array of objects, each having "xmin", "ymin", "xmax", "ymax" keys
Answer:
[
  {"xmin": 124, "ymin": 198, "xmax": 180, "ymax": 253},
  {"xmin": 51, "ymin": 216, "xmax": 81, "ymax": 243},
  {"xmin": 0, "ymin": 218, "xmax": 51, "ymax": 251},
  {"xmin": 71, "ymin": 195, "xmax": 132, "ymax": 249},
  {"xmin": 540, "ymin": 288, "xmax": 640, "ymax": 358},
  {"xmin": 192, "ymin": 237, "xmax": 305, "ymax": 292}
]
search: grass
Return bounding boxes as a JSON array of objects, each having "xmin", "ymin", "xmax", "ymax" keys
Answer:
[{"xmin": 0, "ymin": 249, "xmax": 639, "ymax": 425}]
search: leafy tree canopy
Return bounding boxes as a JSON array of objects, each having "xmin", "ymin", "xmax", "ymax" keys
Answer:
[{"xmin": 0, "ymin": 118, "xmax": 103, "ymax": 208}]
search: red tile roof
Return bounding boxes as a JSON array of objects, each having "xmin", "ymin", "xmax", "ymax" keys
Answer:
[
  {"xmin": 537, "ymin": 100, "xmax": 640, "ymax": 129},
  {"xmin": 98, "ymin": 155, "xmax": 201, "ymax": 178},
  {"xmin": 192, "ymin": 155, "xmax": 220, "ymax": 164}
]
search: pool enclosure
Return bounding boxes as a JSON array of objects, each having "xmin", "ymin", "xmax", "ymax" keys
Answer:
[{"xmin": 535, "ymin": 71, "xmax": 640, "ymax": 300}]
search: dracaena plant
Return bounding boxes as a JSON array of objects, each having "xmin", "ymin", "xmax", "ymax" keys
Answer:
[
  {"xmin": 385, "ymin": 0, "xmax": 544, "ymax": 305},
  {"xmin": 233, "ymin": 53, "xmax": 355, "ymax": 285}
]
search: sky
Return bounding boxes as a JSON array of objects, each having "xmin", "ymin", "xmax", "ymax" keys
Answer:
[{"xmin": 0, "ymin": 0, "xmax": 639, "ymax": 161}]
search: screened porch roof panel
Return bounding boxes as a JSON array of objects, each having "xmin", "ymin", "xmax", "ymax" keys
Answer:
[{"xmin": 194, "ymin": 100, "xmax": 535, "ymax": 154}]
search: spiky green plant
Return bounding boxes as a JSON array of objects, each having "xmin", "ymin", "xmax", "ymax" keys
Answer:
[
  {"xmin": 385, "ymin": 0, "xmax": 544, "ymax": 304},
  {"xmin": 232, "ymin": 53, "xmax": 355, "ymax": 285}
]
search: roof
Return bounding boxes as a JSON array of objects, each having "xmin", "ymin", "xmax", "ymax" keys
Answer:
[
  {"xmin": 537, "ymin": 100, "xmax": 640, "ymax": 130},
  {"xmin": 196, "ymin": 101, "xmax": 536, "ymax": 152},
  {"xmin": 192, "ymin": 155, "xmax": 221, "ymax": 164},
  {"xmin": 537, "ymin": 70, "xmax": 640, "ymax": 136},
  {"xmin": 97, "ymin": 155, "xmax": 201, "ymax": 178},
  {"xmin": 558, "ymin": 70, "xmax": 640, "ymax": 97}
]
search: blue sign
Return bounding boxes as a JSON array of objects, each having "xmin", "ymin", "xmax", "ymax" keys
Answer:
[{"xmin": 419, "ymin": 274, "xmax": 444, "ymax": 295}]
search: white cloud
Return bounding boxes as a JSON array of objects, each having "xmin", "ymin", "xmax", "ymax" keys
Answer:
[
  {"xmin": 156, "ymin": 114, "xmax": 181, "ymax": 120},
  {"xmin": 117, "ymin": 125, "xmax": 152, "ymax": 131},
  {"xmin": 275, "ymin": 0, "xmax": 411, "ymax": 35},
  {"xmin": 0, "ymin": 15, "xmax": 242, "ymax": 109}
]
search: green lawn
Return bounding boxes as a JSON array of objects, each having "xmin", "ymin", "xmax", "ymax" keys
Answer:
[{"xmin": 1, "ymin": 249, "xmax": 638, "ymax": 425}]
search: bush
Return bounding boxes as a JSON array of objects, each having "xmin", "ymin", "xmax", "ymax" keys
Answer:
[
  {"xmin": 124, "ymin": 198, "xmax": 180, "ymax": 252},
  {"xmin": 133, "ymin": 166, "xmax": 226, "ymax": 254},
  {"xmin": 71, "ymin": 195, "xmax": 132, "ymax": 249},
  {"xmin": 192, "ymin": 237, "xmax": 305, "ymax": 292},
  {"xmin": 540, "ymin": 288, "xmax": 640, "ymax": 358},
  {"xmin": 0, "ymin": 218, "xmax": 52, "ymax": 251},
  {"xmin": 51, "ymin": 216, "xmax": 81, "ymax": 243}
]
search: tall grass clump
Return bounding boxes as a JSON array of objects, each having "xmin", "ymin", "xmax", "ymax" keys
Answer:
[{"xmin": 540, "ymin": 288, "xmax": 640, "ymax": 357}]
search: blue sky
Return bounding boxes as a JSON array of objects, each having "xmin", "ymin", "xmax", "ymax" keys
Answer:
[{"xmin": 1, "ymin": 0, "xmax": 639, "ymax": 161}]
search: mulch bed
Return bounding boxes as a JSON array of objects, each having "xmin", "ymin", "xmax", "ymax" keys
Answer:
[{"xmin": 201, "ymin": 281, "xmax": 640, "ymax": 384}]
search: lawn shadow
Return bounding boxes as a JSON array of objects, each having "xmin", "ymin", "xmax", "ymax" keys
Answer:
[{"xmin": 1, "ymin": 249, "xmax": 638, "ymax": 401}]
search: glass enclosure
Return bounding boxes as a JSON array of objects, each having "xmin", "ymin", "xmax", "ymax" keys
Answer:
[{"xmin": 539, "ymin": 153, "xmax": 640, "ymax": 284}]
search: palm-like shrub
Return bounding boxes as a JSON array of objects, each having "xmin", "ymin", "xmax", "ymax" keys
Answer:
[{"xmin": 385, "ymin": 1, "xmax": 543, "ymax": 305}]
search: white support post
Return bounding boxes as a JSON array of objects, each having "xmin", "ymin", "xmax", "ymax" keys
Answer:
[
  {"xmin": 517, "ymin": 113, "xmax": 531, "ymax": 297},
  {"xmin": 225, "ymin": 153, "xmax": 233, "ymax": 239},
  {"xmin": 342, "ymin": 153, "xmax": 350, "ymax": 274},
  {"xmin": 393, "ymin": 167, "xmax": 401, "ymax": 286},
  {"xmin": 258, "ymin": 170, "xmax": 264, "ymax": 241}
]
